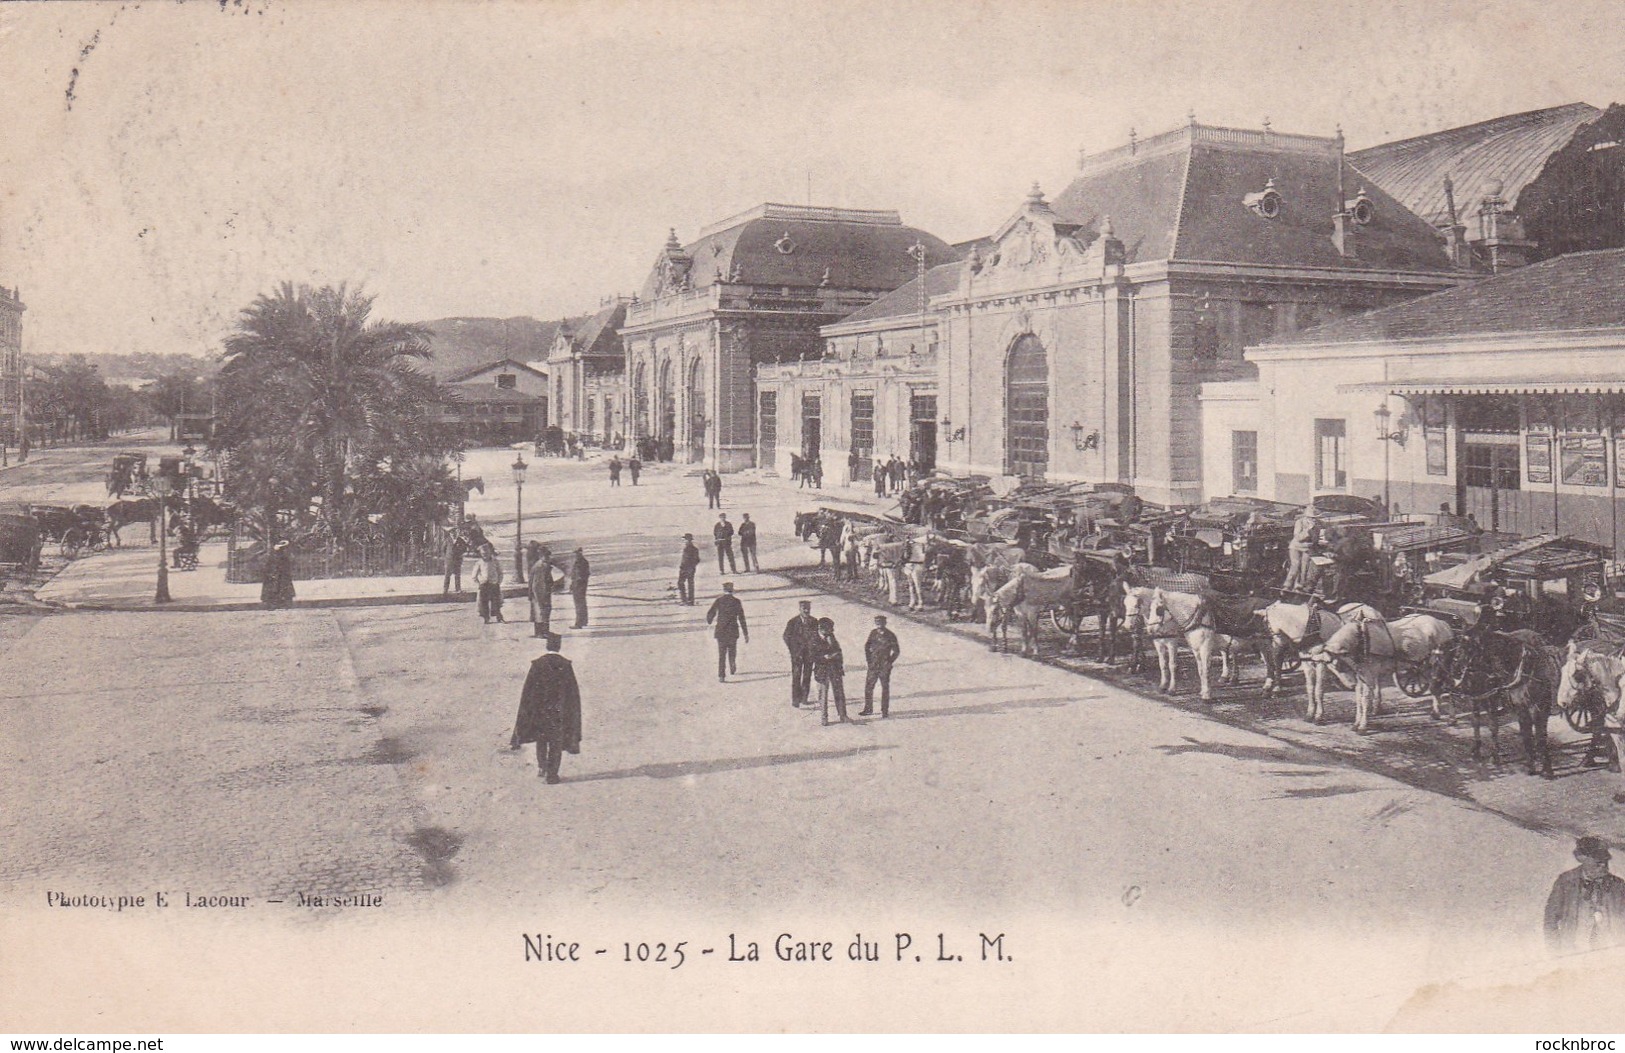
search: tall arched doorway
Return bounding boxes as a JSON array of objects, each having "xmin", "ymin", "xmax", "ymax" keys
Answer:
[
  {"xmin": 658, "ymin": 359, "xmax": 676, "ymax": 461},
  {"xmin": 687, "ymin": 358, "xmax": 706, "ymax": 463},
  {"xmin": 1005, "ymin": 334, "xmax": 1049, "ymax": 480}
]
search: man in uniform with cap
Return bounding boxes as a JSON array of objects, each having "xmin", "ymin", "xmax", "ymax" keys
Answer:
[
  {"xmin": 1545, "ymin": 836, "xmax": 1625, "ymax": 953},
  {"xmin": 783, "ymin": 600, "xmax": 819, "ymax": 708},
  {"xmin": 509, "ymin": 633, "xmax": 582, "ymax": 784},
  {"xmin": 677, "ymin": 533, "xmax": 701, "ymax": 605}
]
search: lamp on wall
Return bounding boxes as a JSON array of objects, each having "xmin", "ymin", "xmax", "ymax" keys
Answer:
[
  {"xmin": 1373, "ymin": 400, "xmax": 1407, "ymax": 516},
  {"xmin": 1069, "ymin": 420, "xmax": 1100, "ymax": 451},
  {"xmin": 940, "ymin": 416, "xmax": 966, "ymax": 444},
  {"xmin": 1373, "ymin": 401, "xmax": 1408, "ymax": 445}
]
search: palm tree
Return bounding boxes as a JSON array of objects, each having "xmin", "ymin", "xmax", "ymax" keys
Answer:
[{"xmin": 215, "ymin": 282, "xmax": 446, "ymax": 542}]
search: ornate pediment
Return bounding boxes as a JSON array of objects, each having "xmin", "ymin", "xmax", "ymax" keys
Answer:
[{"xmin": 978, "ymin": 184, "xmax": 1090, "ymax": 277}]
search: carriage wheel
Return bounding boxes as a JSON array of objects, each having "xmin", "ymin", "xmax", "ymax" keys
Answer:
[
  {"xmin": 1564, "ymin": 695, "xmax": 1610, "ymax": 737},
  {"xmin": 1049, "ymin": 607, "xmax": 1080, "ymax": 635},
  {"xmin": 1393, "ymin": 661, "xmax": 1436, "ymax": 699}
]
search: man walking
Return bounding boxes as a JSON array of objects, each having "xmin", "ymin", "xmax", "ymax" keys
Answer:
[
  {"xmin": 713, "ymin": 513, "xmax": 737, "ymax": 574},
  {"xmin": 738, "ymin": 513, "xmax": 759, "ymax": 572},
  {"xmin": 677, "ymin": 533, "xmax": 700, "ymax": 605},
  {"xmin": 608, "ymin": 456, "xmax": 622, "ymax": 486},
  {"xmin": 1545, "ymin": 836, "xmax": 1625, "ymax": 953},
  {"xmin": 811, "ymin": 617, "xmax": 852, "ymax": 725},
  {"xmin": 628, "ymin": 457, "xmax": 641, "ymax": 485},
  {"xmin": 509, "ymin": 633, "xmax": 582, "ymax": 784},
  {"xmin": 529, "ymin": 544, "xmax": 558, "ymax": 638},
  {"xmin": 705, "ymin": 582, "xmax": 750, "ymax": 682},
  {"xmin": 442, "ymin": 523, "xmax": 468, "ymax": 595},
  {"xmin": 569, "ymin": 548, "xmax": 591, "ymax": 628},
  {"xmin": 861, "ymin": 614, "xmax": 901, "ymax": 717},
  {"xmin": 473, "ymin": 543, "xmax": 505, "ymax": 624},
  {"xmin": 782, "ymin": 600, "xmax": 818, "ymax": 708}
]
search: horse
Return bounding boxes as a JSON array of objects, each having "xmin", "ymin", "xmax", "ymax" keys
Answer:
[
  {"xmin": 925, "ymin": 540, "xmax": 973, "ymax": 621},
  {"xmin": 987, "ymin": 563, "xmax": 1074, "ymax": 656},
  {"xmin": 974, "ymin": 562, "xmax": 1016, "ymax": 651},
  {"xmin": 104, "ymin": 498, "xmax": 158, "ymax": 547},
  {"xmin": 816, "ymin": 518, "xmax": 844, "ymax": 568},
  {"xmin": 1063, "ymin": 555, "xmax": 1129, "ymax": 662},
  {"xmin": 1124, "ymin": 586, "xmax": 1239, "ymax": 702},
  {"xmin": 1260, "ymin": 600, "xmax": 1383, "ymax": 722},
  {"xmin": 1446, "ymin": 628, "xmax": 1561, "ymax": 777},
  {"xmin": 788, "ymin": 453, "xmax": 815, "ymax": 488},
  {"xmin": 1557, "ymin": 642, "xmax": 1625, "ymax": 793},
  {"xmin": 1316, "ymin": 612, "xmax": 1455, "ymax": 733}
]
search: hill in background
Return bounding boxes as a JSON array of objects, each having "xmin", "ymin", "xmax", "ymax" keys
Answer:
[{"xmin": 419, "ymin": 316, "xmax": 565, "ymax": 378}]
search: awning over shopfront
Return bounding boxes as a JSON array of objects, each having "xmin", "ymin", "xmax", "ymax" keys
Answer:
[{"xmin": 1337, "ymin": 378, "xmax": 1625, "ymax": 396}]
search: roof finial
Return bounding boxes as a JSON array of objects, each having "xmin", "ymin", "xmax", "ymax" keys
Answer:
[
  {"xmin": 1027, "ymin": 181, "xmax": 1046, "ymax": 207},
  {"xmin": 664, "ymin": 227, "xmax": 681, "ymax": 251},
  {"xmin": 1262, "ymin": 115, "xmax": 1272, "ymax": 133},
  {"xmin": 1100, "ymin": 214, "xmax": 1115, "ymax": 240}
]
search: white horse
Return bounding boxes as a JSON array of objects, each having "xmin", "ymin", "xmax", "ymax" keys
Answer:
[
  {"xmin": 1316, "ymin": 612, "xmax": 1455, "ymax": 733},
  {"xmin": 1558, "ymin": 642, "xmax": 1625, "ymax": 796},
  {"xmin": 1261, "ymin": 600, "xmax": 1382, "ymax": 722},
  {"xmin": 987, "ymin": 563, "xmax": 1073, "ymax": 656},
  {"xmin": 1123, "ymin": 585, "xmax": 1238, "ymax": 702}
]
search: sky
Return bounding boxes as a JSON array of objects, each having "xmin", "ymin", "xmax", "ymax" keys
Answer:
[{"xmin": 2, "ymin": 0, "xmax": 1623, "ymax": 361}]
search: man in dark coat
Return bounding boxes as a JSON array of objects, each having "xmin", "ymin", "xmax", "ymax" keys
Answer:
[
  {"xmin": 508, "ymin": 633, "xmax": 582, "ymax": 784},
  {"xmin": 462, "ymin": 514, "xmax": 487, "ymax": 553},
  {"xmin": 569, "ymin": 548, "xmax": 591, "ymax": 628},
  {"xmin": 529, "ymin": 545, "xmax": 558, "ymax": 638},
  {"xmin": 1546, "ymin": 836, "xmax": 1625, "ymax": 954},
  {"xmin": 713, "ymin": 513, "xmax": 737, "ymax": 574},
  {"xmin": 738, "ymin": 513, "xmax": 759, "ymax": 572},
  {"xmin": 628, "ymin": 457, "xmax": 641, "ymax": 485},
  {"xmin": 705, "ymin": 582, "xmax": 750, "ymax": 682},
  {"xmin": 782, "ymin": 600, "xmax": 819, "ymax": 708},
  {"xmin": 811, "ymin": 617, "xmax": 851, "ymax": 725},
  {"xmin": 608, "ymin": 456, "xmax": 622, "ymax": 486},
  {"xmin": 443, "ymin": 527, "xmax": 469, "ymax": 594},
  {"xmin": 677, "ymin": 533, "xmax": 701, "ymax": 605},
  {"xmin": 861, "ymin": 613, "xmax": 901, "ymax": 717},
  {"xmin": 260, "ymin": 539, "xmax": 295, "ymax": 609}
]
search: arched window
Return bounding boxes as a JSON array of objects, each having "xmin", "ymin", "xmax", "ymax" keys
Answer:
[{"xmin": 1005, "ymin": 334, "xmax": 1049, "ymax": 479}]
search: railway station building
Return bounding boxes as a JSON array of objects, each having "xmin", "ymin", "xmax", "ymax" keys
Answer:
[
  {"xmin": 930, "ymin": 121, "xmax": 1470, "ymax": 506},
  {"xmin": 1205, "ymin": 248, "xmax": 1625, "ymax": 557},
  {"xmin": 544, "ymin": 298, "xmax": 629, "ymax": 445},
  {"xmin": 618, "ymin": 203, "xmax": 956, "ymax": 470}
]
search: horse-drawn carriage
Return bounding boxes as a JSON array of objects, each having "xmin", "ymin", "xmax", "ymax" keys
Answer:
[
  {"xmin": 1159, "ymin": 496, "xmax": 1298, "ymax": 594},
  {"xmin": 26, "ymin": 504, "xmax": 109, "ymax": 559},
  {"xmin": 107, "ymin": 452, "xmax": 150, "ymax": 498},
  {"xmin": 0, "ymin": 513, "xmax": 43, "ymax": 571}
]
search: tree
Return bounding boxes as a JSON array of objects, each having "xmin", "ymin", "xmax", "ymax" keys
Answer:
[
  {"xmin": 146, "ymin": 371, "xmax": 206, "ymax": 441},
  {"xmin": 213, "ymin": 282, "xmax": 458, "ymax": 545}
]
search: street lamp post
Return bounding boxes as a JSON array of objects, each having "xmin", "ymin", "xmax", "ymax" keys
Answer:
[
  {"xmin": 153, "ymin": 473, "xmax": 173, "ymax": 604},
  {"xmin": 512, "ymin": 454, "xmax": 528, "ymax": 584},
  {"xmin": 1373, "ymin": 400, "xmax": 1408, "ymax": 516}
]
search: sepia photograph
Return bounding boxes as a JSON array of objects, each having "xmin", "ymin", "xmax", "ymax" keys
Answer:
[{"xmin": 6, "ymin": 0, "xmax": 1625, "ymax": 1037}]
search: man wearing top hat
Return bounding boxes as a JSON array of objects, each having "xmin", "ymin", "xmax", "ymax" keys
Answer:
[{"xmin": 1545, "ymin": 835, "xmax": 1625, "ymax": 954}]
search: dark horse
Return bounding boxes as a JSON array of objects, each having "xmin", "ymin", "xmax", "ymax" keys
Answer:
[
  {"xmin": 105, "ymin": 498, "xmax": 159, "ymax": 545},
  {"xmin": 1064, "ymin": 554, "xmax": 1134, "ymax": 665},
  {"xmin": 1445, "ymin": 626, "xmax": 1561, "ymax": 778}
]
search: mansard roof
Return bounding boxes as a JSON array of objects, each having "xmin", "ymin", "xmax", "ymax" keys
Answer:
[
  {"xmin": 550, "ymin": 301, "xmax": 628, "ymax": 362},
  {"xmin": 637, "ymin": 203, "xmax": 955, "ymax": 302},
  {"xmin": 1265, "ymin": 248, "xmax": 1625, "ymax": 346},
  {"xmin": 832, "ymin": 263, "xmax": 962, "ymax": 329},
  {"xmin": 1045, "ymin": 123, "xmax": 1455, "ymax": 274},
  {"xmin": 1349, "ymin": 103, "xmax": 1601, "ymax": 228}
]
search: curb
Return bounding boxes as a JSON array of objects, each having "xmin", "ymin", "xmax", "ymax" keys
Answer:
[{"xmin": 42, "ymin": 584, "xmax": 533, "ymax": 615}]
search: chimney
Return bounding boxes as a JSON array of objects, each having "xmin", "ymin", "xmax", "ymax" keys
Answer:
[
  {"xmin": 1437, "ymin": 175, "xmax": 1473, "ymax": 270},
  {"xmin": 1476, "ymin": 181, "xmax": 1533, "ymax": 272},
  {"xmin": 1330, "ymin": 126, "xmax": 1358, "ymax": 258}
]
